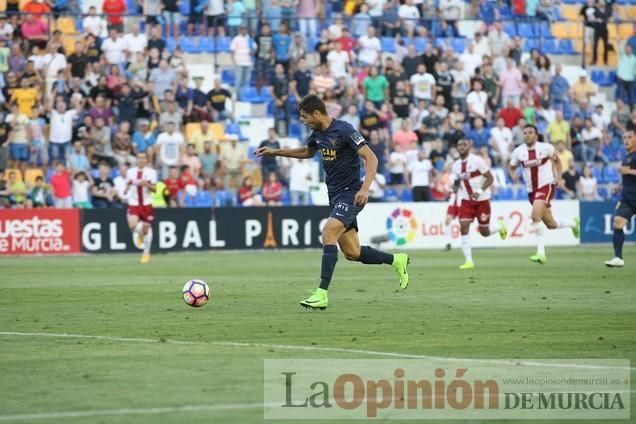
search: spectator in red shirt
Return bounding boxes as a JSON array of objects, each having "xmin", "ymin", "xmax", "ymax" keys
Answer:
[
  {"xmin": 102, "ymin": 0, "xmax": 126, "ymax": 32},
  {"xmin": 335, "ymin": 27, "xmax": 356, "ymax": 60},
  {"xmin": 499, "ymin": 98, "xmax": 524, "ymax": 129},
  {"xmin": 49, "ymin": 162, "xmax": 72, "ymax": 208},
  {"xmin": 22, "ymin": 0, "xmax": 51, "ymax": 20},
  {"xmin": 239, "ymin": 176, "xmax": 264, "ymax": 207},
  {"xmin": 163, "ymin": 166, "xmax": 181, "ymax": 207},
  {"xmin": 178, "ymin": 164, "xmax": 196, "ymax": 191},
  {"xmin": 262, "ymin": 172, "xmax": 283, "ymax": 206}
]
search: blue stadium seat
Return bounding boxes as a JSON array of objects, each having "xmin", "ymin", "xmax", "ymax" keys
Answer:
[
  {"xmin": 221, "ymin": 69, "xmax": 235, "ymax": 86},
  {"xmin": 381, "ymin": 37, "xmax": 396, "ymax": 53},
  {"xmin": 603, "ymin": 167, "xmax": 621, "ymax": 184},
  {"xmin": 591, "ymin": 166, "xmax": 604, "ymax": 183},
  {"xmin": 194, "ymin": 191, "xmax": 213, "ymax": 207},
  {"xmin": 518, "ymin": 23, "xmax": 535, "ymax": 38},
  {"xmin": 199, "ymin": 37, "xmax": 216, "ymax": 53},
  {"xmin": 451, "ymin": 38, "xmax": 465, "ymax": 53},
  {"xmin": 498, "ymin": 187, "xmax": 514, "ymax": 200},
  {"xmin": 401, "ymin": 189, "xmax": 413, "ymax": 202},
  {"xmin": 45, "ymin": 168, "xmax": 56, "ymax": 183},
  {"xmin": 542, "ymin": 38, "xmax": 559, "ymax": 55},
  {"xmin": 597, "ymin": 186, "xmax": 609, "ymax": 199},
  {"xmin": 524, "ymin": 38, "xmax": 539, "ymax": 52},
  {"xmin": 414, "ymin": 37, "xmax": 428, "ymax": 54},
  {"xmin": 607, "ymin": 71, "xmax": 617, "ymax": 85},
  {"xmin": 182, "ymin": 193, "xmax": 196, "ymax": 207},
  {"xmin": 383, "ymin": 188, "xmax": 399, "ymax": 201},
  {"xmin": 225, "ymin": 123, "xmax": 248, "ymax": 141},
  {"xmin": 240, "ymin": 86, "xmax": 263, "ymax": 103},
  {"xmin": 215, "ymin": 190, "xmax": 234, "ymax": 207},
  {"xmin": 516, "ymin": 186, "xmax": 528, "ymax": 200},
  {"xmin": 435, "ymin": 38, "xmax": 449, "ymax": 49},
  {"xmin": 552, "ymin": 7, "xmax": 563, "ymax": 21},
  {"xmin": 259, "ymin": 86, "xmax": 274, "ymax": 103},
  {"xmin": 590, "ymin": 70, "xmax": 610, "ymax": 86},
  {"xmin": 216, "ymin": 37, "xmax": 231, "ymax": 53},
  {"xmin": 281, "ymin": 189, "xmax": 291, "ymax": 205},
  {"xmin": 539, "ymin": 22, "xmax": 552, "ymax": 38},
  {"xmin": 503, "ymin": 22, "xmax": 516, "ymax": 37},
  {"xmin": 179, "ymin": 37, "xmax": 200, "ymax": 53},
  {"xmin": 559, "ymin": 39, "xmax": 577, "ymax": 55}
]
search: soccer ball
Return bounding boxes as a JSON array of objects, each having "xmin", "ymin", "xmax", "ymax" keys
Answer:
[{"xmin": 182, "ymin": 279, "xmax": 210, "ymax": 307}]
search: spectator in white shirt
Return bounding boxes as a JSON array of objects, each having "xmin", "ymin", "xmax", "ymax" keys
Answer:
[
  {"xmin": 289, "ymin": 158, "xmax": 313, "ymax": 206},
  {"xmin": 489, "ymin": 117, "xmax": 513, "ymax": 164},
  {"xmin": 156, "ymin": 121, "xmax": 185, "ymax": 177},
  {"xmin": 82, "ymin": 6, "xmax": 104, "ymax": 37},
  {"xmin": 466, "ymin": 79, "xmax": 489, "ymax": 121},
  {"xmin": 49, "ymin": 99, "xmax": 77, "ymax": 162},
  {"xmin": 124, "ymin": 24, "xmax": 148, "ymax": 55},
  {"xmin": 459, "ymin": 42, "xmax": 482, "ymax": 76},
  {"xmin": 357, "ymin": 26, "xmax": 381, "ymax": 66},
  {"xmin": 488, "ymin": 21, "xmax": 511, "ymax": 57},
  {"xmin": 398, "ymin": 0, "xmax": 420, "ymax": 37},
  {"xmin": 42, "ymin": 45, "xmax": 67, "ymax": 102},
  {"xmin": 472, "ymin": 32, "xmax": 491, "ymax": 58},
  {"xmin": 405, "ymin": 150, "xmax": 434, "ymax": 201},
  {"xmin": 409, "ymin": 64, "xmax": 436, "ymax": 102},
  {"xmin": 230, "ymin": 26, "xmax": 256, "ymax": 96},
  {"xmin": 101, "ymin": 29, "xmax": 127, "ymax": 65},
  {"xmin": 326, "ymin": 42, "xmax": 350, "ymax": 79}
]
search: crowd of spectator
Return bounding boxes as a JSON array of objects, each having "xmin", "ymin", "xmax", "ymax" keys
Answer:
[{"xmin": 0, "ymin": 0, "xmax": 634, "ymax": 210}]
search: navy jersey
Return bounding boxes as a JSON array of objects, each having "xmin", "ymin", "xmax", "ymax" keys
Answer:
[
  {"xmin": 307, "ymin": 119, "xmax": 367, "ymax": 197},
  {"xmin": 621, "ymin": 150, "xmax": 636, "ymax": 202}
]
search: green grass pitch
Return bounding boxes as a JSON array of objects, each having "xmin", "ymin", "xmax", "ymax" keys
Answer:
[{"xmin": 0, "ymin": 246, "xmax": 634, "ymax": 423}]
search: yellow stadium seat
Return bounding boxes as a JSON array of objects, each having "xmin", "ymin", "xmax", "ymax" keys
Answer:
[
  {"xmin": 3, "ymin": 168, "xmax": 23, "ymax": 183},
  {"xmin": 619, "ymin": 23, "xmax": 632, "ymax": 38},
  {"xmin": 551, "ymin": 22, "xmax": 581, "ymax": 39},
  {"xmin": 209, "ymin": 123, "xmax": 225, "ymax": 141},
  {"xmin": 185, "ymin": 122, "xmax": 201, "ymax": 140},
  {"xmin": 61, "ymin": 35, "xmax": 78, "ymax": 55},
  {"xmin": 551, "ymin": 23, "xmax": 568, "ymax": 39},
  {"xmin": 560, "ymin": 5, "xmax": 582, "ymax": 22},
  {"xmin": 24, "ymin": 168, "xmax": 44, "ymax": 187},
  {"xmin": 56, "ymin": 17, "xmax": 77, "ymax": 35}
]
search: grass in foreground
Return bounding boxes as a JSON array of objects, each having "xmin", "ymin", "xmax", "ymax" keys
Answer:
[{"xmin": 0, "ymin": 246, "xmax": 634, "ymax": 423}]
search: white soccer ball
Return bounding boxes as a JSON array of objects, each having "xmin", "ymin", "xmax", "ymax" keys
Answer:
[{"xmin": 182, "ymin": 279, "xmax": 210, "ymax": 307}]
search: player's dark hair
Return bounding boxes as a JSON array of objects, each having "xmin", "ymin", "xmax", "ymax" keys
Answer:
[
  {"xmin": 298, "ymin": 94, "xmax": 327, "ymax": 115},
  {"xmin": 523, "ymin": 124, "xmax": 543, "ymax": 142}
]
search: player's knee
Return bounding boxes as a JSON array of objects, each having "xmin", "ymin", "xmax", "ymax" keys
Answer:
[
  {"xmin": 344, "ymin": 252, "xmax": 360, "ymax": 261},
  {"xmin": 479, "ymin": 227, "xmax": 489, "ymax": 237},
  {"xmin": 545, "ymin": 221, "xmax": 557, "ymax": 230},
  {"xmin": 613, "ymin": 217, "xmax": 626, "ymax": 230}
]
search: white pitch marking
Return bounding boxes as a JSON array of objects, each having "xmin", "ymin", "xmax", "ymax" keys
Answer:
[
  {"xmin": 0, "ymin": 331, "xmax": 633, "ymax": 371},
  {"xmin": 0, "ymin": 402, "xmax": 278, "ymax": 422}
]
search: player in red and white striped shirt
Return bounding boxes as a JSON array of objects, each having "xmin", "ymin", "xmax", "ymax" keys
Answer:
[
  {"xmin": 125, "ymin": 151, "xmax": 157, "ymax": 264},
  {"xmin": 443, "ymin": 187, "xmax": 460, "ymax": 251},
  {"xmin": 509, "ymin": 125, "xmax": 580, "ymax": 264},
  {"xmin": 452, "ymin": 138, "xmax": 507, "ymax": 269}
]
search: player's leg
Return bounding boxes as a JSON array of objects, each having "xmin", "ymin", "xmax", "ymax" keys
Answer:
[
  {"xmin": 140, "ymin": 222, "xmax": 153, "ymax": 264},
  {"xmin": 443, "ymin": 213, "xmax": 455, "ymax": 251},
  {"xmin": 477, "ymin": 201, "xmax": 507, "ymax": 240},
  {"xmin": 459, "ymin": 219, "xmax": 474, "ymax": 269},
  {"xmin": 605, "ymin": 202, "xmax": 633, "ymax": 267},
  {"xmin": 338, "ymin": 227, "xmax": 410, "ymax": 289},
  {"xmin": 542, "ymin": 206, "xmax": 580, "ymax": 238},
  {"xmin": 300, "ymin": 218, "xmax": 347, "ymax": 310},
  {"xmin": 530, "ymin": 200, "xmax": 548, "ymax": 264},
  {"xmin": 127, "ymin": 213, "xmax": 145, "ymax": 249}
]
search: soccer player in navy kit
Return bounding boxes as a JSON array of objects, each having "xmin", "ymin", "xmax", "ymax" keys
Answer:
[
  {"xmin": 256, "ymin": 94, "xmax": 410, "ymax": 309},
  {"xmin": 606, "ymin": 130, "xmax": 636, "ymax": 267}
]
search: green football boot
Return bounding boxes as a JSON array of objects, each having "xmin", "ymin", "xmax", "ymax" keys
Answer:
[
  {"xmin": 572, "ymin": 217, "xmax": 580, "ymax": 238},
  {"xmin": 300, "ymin": 288, "xmax": 328, "ymax": 310},
  {"xmin": 392, "ymin": 253, "xmax": 410, "ymax": 289},
  {"xmin": 529, "ymin": 253, "xmax": 547, "ymax": 264}
]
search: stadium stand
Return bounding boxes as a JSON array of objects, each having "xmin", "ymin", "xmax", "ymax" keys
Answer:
[{"xmin": 0, "ymin": 0, "xmax": 634, "ymax": 209}]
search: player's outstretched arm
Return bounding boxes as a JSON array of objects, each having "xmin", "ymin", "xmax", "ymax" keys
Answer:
[{"xmin": 255, "ymin": 145, "xmax": 316, "ymax": 159}]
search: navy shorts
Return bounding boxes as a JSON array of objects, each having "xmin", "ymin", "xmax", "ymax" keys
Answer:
[
  {"xmin": 329, "ymin": 191, "xmax": 364, "ymax": 232},
  {"xmin": 615, "ymin": 199, "xmax": 636, "ymax": 220}
]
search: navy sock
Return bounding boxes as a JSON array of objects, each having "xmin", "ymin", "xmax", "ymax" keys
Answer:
[
  {"xmin": 359, "ymin": 245, "xmax": 394, "ymax": 265},
  {"xmin": 319, "ymin": 245, "xmax": 339, "ymax": 290},
  {"xmin": 613, "ymin": 229, "xmax": 625, "ymax": 259}
]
